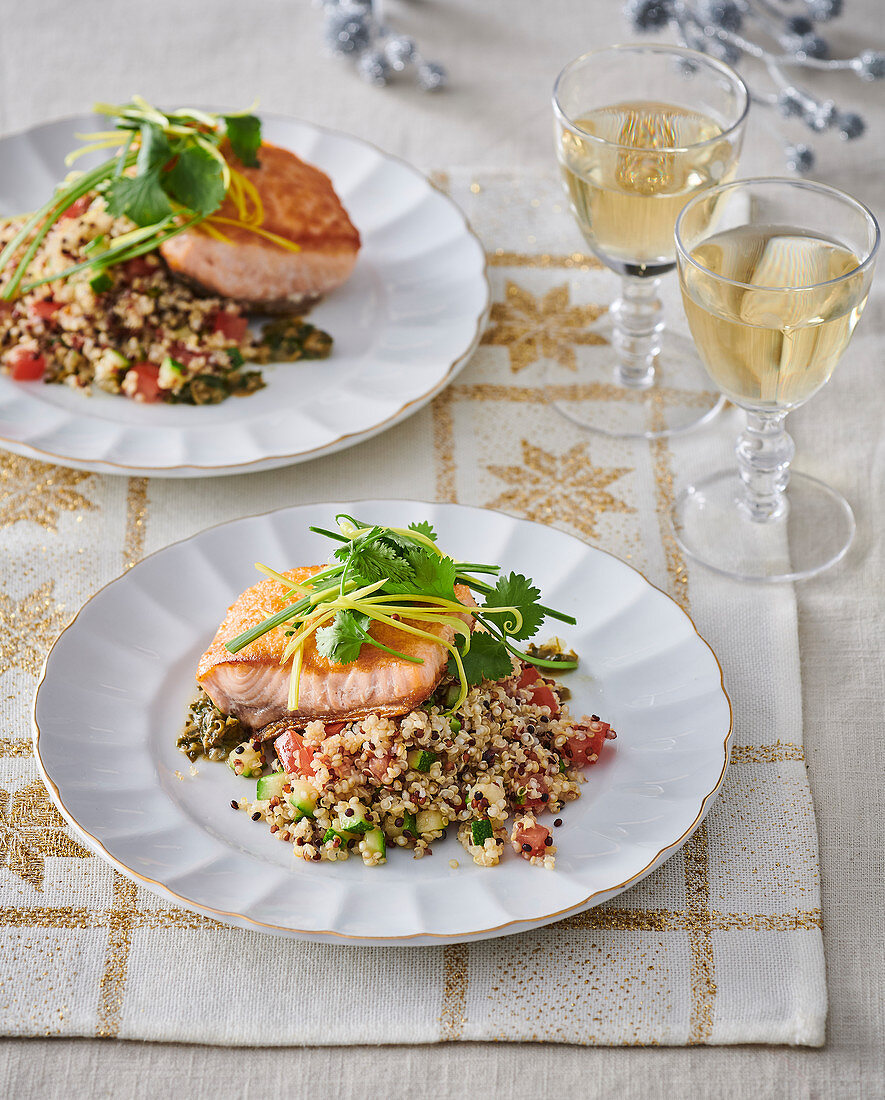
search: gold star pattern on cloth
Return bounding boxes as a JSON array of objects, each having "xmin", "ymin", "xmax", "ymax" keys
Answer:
[
  {"xmin": 486, "ymin": 440, "xmax": 634, "ymax": 540},
  {"xmin": 0, "ymin": 580, "xmax": 67, "ymax": 676},
  {"xmin": 0, "ymin": 780, "xmax": 91, "ymax": 890},
  {"xmin": 480, "ymin": 281, "xmax": 607, "ymax": 372},
  {"xmin": 0, "ymin": 453, "xmax": 96, "ymax": 532}
]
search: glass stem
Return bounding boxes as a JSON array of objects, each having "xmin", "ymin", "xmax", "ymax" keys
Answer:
[
  {"xmin": 735, "ymin": 410, "xmax": 795, "ymax": 523},
  {"xmin": 610, "ymin": 274, "xmax": 663, "ymax": 389}
]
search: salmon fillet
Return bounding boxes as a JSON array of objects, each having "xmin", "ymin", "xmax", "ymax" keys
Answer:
[
  {"xmin": 197, "ymin": 566, "xmax": 476, "ymax": 729},
  {"xmin": 160, "ymin": 142, "xmax": 360, "ymax": 312}
]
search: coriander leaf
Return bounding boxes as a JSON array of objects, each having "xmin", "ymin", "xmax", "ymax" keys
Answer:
[
  {"xmin": 315, "ymin": 610, "xmax": 371, "ymax": 665},
  {"xmin": 408, "ymin": 520, "xmax": 438, "ymax": 543},
  {"xmin": 387, "ymin": 549, "xmax": 457, "ymax": 600},
  {"xmin": 104, "ymin": 171, "xmax": 172, "ymax": 226},
  {"xmin": 447, "ymin": 633, "xmax": 513, "ymax": 686},
  {"xmin": 336, "ymin": 533, "xmax": 414, "ymax": 586},
  {"xmin": 224, "ymin": 114, "xmax": 261, "ymax": 167},
  {"xmin": 165, "ymin": 144, "xmax": 226, "ymax": 215},
  {"xmin": 482, "ymin": 571, "xmax": 544, "ymax": 641},
  {"xmin": 135, "ymin": 123, "xmax": 172, "ymax": 173}
]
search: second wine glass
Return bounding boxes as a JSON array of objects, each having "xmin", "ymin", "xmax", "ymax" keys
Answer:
[{"xmin": 552, "ymin": 44, "xmax": 749, "ymax": 438}]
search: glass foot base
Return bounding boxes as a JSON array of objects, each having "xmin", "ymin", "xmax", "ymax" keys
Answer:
[
  {"xmin": 545, "ymin": 324, "xmax": 724, "ymax": 440},
  {"xmin": 671, "ymin": 469, "xmax": 856, "ymax": 582}
]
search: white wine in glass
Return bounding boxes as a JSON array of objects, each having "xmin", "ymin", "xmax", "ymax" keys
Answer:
[
  {"xmin": 552, "ymin": 47, "xmax": 748, "ymax": 439},
  {"xmin": 681, "ymin": 225, "xmax": 867, "ymax": 409},
  {"xmin": 673, "ymin": 179, "xmax": 879, "ymax": 582},
  {"xmin": 561, "ymin": 102, "xmax": 733, "ymax": 274}
]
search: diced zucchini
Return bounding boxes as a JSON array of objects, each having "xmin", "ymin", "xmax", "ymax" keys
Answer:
[
  {"xmin": 227, "ymin": 347, "xmax": 245, "ymax": 368},
  {"xmin": 323, "ymin": 827, "xmax": 338, "ymax": 843},
  {"xmin": 363, "ymin": 827, "xmax": 386, "ymax": 859},
  {"xmin": 449, "ymin": 718, "xmax": 462, "ymax": 732},
  {"xmin": 227, "ymin": 742, "xmax": 263, "ymax": 778},
  {"xmin": 407, "ymin": 749, "xmax": 437, "ymax": 773},
  {"xmin": 288, "ymin": 779, "xmax": 317, "ymax": 820},
  {"xmin": 89, "ymin": 270, "xmax": 113, "ymax": 293},
  {"xmin": 158, "ymin": 356, "xmax": 185, "ymax": 390},
  {"xmin": 336, "ymin": 802, "xmax": 373, "ymax": 835},
  {"xmin": 416, "ymin": 809, "xmax": 448, "ymax": 834},
  {"xmin": 558, "ymin": 757, "xmax": 569, "ymax": 774},
  {"xmin": 255, "ymin": 773, "xmax": 288, "ymax": 800},
  {"xmin": 471, "ymin": 819, "xmax": 493, "ymax": 846},
  {"xmin": 384, "ymin": 810, "xmax": 417, "ymax": 840}
]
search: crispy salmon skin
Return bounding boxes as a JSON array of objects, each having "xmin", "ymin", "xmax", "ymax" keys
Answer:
[{"xmin": 198, "ymin": 567, "xmax": 475, "ymax": 729}]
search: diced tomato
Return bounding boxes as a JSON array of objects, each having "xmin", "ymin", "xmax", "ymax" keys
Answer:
[
  {"xmin": 125, "ymin": 362, "xmax": 163, "ymax": 403},
  {"xmin": 211, "ymin": 310, "xmax": 248, "ymax": 342},
  {"xmin": 565, "ymin": 719, "xmax": 616, "ymax": 768},
  {"xmin": 274, "ymin": 729, "xmax": 315, "ymax": 776},
  {"xmin": 28, "ymin": 299, "xmax": 61, "ymax": 322},
  {"xmin": 513, "ymin": 819, "xmax": 551, "ymax": 860},
  {"xmin": 123, "ymin": 256, "xmax": 155, "ymax": 279},
  {"xmin": 516, "ymin": 666, "xmax": 560, "ymax": 716},
  {"xmin": 324, "ymin": 721, "xmax": 347, "ymax": 737},
  {"xmin": 7, "ymin": 348, "xmax": 46, "ymax": 381},
  {"xmin": 60, "ymin": 196, "xmax": 91, "ymax": 220}
]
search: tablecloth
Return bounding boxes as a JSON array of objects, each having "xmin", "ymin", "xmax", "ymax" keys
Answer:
[
  {"xmin": 1, "ymin": 0, "xmax": 883, "ymax": 1094},
  {"xmin": 1, "ymin": 170, "xmax": 826, "ymax": 1046}
]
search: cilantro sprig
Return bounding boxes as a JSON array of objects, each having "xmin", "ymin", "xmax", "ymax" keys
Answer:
[
  {"xmin": 0, "ymin": 97, "xmax": 289, "ymax": 301},
  {"xmin": 224, "ymin": 515, "xmax": 578, "ymax": 714}
]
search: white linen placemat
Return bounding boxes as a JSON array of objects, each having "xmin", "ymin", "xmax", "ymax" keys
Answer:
[{"xmin": 0, "ymin": 172, "xmax": 824, "ymax": 1045}]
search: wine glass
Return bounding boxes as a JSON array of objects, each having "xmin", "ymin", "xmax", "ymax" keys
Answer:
[
  {"xmin": 552, "ymin": 44, "xmax": 749, "ymax": 438},
  {"xmin": 672, "ymin": 178, "xmax": 879, "ymax": 582}
]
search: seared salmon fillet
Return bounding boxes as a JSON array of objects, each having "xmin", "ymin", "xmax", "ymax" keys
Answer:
[
  {"xmin": 197, "ymin": 567, "xmax": 476, "ymax": 729},
  {"xmin": 160, "ymin": 142, "xmax": 360, "ymax": 312}
]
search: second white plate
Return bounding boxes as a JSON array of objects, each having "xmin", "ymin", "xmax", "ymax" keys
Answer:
[
  {"xmin": 0, "ymin": 116, "xmax": 489, "ymax": 477},
  {"xmin": 34, "ymin": 501, "xmax": 732, "ymax": 944}
]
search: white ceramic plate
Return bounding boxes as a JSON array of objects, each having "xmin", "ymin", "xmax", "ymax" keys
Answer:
[
  {"xmin": 34, "ymin": 501, "xmax": 732, "ymax": 944},
  {"xmin": 0, "ymin": 116, "xmax": 488, "ymax": 477}
]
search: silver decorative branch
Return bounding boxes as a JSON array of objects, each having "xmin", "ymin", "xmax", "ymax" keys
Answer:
[{"xmin": 625, "ymin": 0, "xmax": 883, "ymax": 171}]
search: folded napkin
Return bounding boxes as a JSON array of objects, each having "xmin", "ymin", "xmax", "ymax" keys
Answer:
[{"xmin": 0, "ymin": 172, "xmax": 824, "ymax": 1045}]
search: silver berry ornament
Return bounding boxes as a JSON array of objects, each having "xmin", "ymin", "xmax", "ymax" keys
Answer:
[
  {"xmin": 384, "ymin": 35, "xmax": 417, "ymax": 72},
  {"xmin": 777, "ymin": 89, "xmax": 805, "ymax": 118},
  {"xmin": 324, "ymin": 5, "xmax": 373, "ymax": 55},
  {"xmin": 836, "ymin": 111, "xmax": 865, "ymax": 140},
  {"xmin": 696, "ymin": 0, "xmax": 743, "ymax": 32},
  {"xmin": 624, "ymin": 0, "xmax": 673, "ymax": 32},
  {"xmin": 785, "ymin": 15, "xmax": 814, "ymax": 35},
  {"xmin": 857, "ymin": 49, "xmax": 885, "ymax": 80},
  {"xmin": 785, "ymin": 143, "xmax": 815, "ymax": 173},
  {"xmin": 795, "ymin": 33, "xmax": 830, "ymax": 60},
  {"xmin": 357, "ymin": 50, "xmax": 391, "ymax": 86},
  {"xmin": 416, "ymin": 61, "xmax": 447, "ymax": 92}
]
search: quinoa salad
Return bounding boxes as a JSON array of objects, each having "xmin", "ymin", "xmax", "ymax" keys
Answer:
[
  {"xmin": 0, "ymin": 194, "xmax": 331, "ymax": 405},
  {"xmin": 181, "ymin": 515, "xmax": 617, "ymax": 870},
  {"xmin": 179, "ymin": 660, "xmax": 616, "ymax": 870}
]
